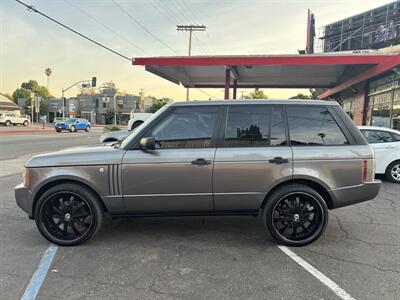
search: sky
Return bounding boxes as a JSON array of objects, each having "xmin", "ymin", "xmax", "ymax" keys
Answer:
[{"xmin": 0, "ymin": 0, "xmax": 395, "ymax": 101}]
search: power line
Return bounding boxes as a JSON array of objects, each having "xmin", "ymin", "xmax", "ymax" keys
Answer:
[
  {"xmin": 111, "ymin": 0, "xmax": 181, "ymax": 55},
  {"xmin": 63, "ymin": 0, "xmax": 146, "ymax": 53},
  {"xmin": 197, "ymin": 89, "xmax": 217, "ymax": 99},
  {"xmin": 15, "ymin": 0, "xmax": 132, "ymax": 61}
]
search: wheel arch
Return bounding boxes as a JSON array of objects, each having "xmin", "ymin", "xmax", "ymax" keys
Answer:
[
  {"xmin": 32, "ymin": 178, "xmax": 108, "ymax": 218},
  {"xmin": 261, "ymin": 178, "xmax": 333, "ymax": 210}
]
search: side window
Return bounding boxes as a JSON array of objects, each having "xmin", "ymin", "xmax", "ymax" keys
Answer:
[
  {"xmin": 287, "ymin": 106, "xmax": 349, "ymax": 145},
  {"xmin": 362, "ymin": 130, "xmax": 394, "ymax": 143},
  {"xmin": 392, "ymin": 133, "xmax": 400, "ymax": 141},
  {"xmin": 148, "ymin": 107, "xmax": 219, "ymax": 149},
  {"xmin": 223, "ymin": 106, "xmax": 286, "ymax": 147}
]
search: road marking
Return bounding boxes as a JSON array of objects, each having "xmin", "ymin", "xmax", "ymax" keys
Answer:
[
  {"xmin": 278, "ymin": 245, "xmax": 356, "ymax": 300},
  {"xmin": 21, "ymin": 244, "xmax": 58, "ymax": 300}
]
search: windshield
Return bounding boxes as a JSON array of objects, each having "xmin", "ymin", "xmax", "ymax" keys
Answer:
[
  {"xmin": 66, "ymin": 118, "xmax": 77, "ymax": 122},
  {"xmin": 120, "ymin": 104, "xmax": 170, "ymax": 149}
]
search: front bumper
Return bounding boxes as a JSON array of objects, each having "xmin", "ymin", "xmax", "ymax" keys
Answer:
[
  {"xmin": 15, "ymin": 183, "xmax": 33, "ymax": 218},
  {"xmin": 329, "ymin": 180, "xmax": 381, "ymax": 209},
  {"xmin": 54, "ymin": 125, "xmax": 68, "ymax": 130}
]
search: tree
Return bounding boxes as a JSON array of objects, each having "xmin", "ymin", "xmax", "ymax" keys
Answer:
[
  {"xmin": 244, "ymin": 89, "xmax": 268, "ymax": 99},
  {"xmin": 289, "ymin": 93, "xmax": 310, "ymax": 100},
  {"xmin": 12, "ymin": 80, "xmax": 52, "ymax": 118},
  {"xmin": 100, "ymin": 81, "xmax": 117, "ymax": 95},
  {"xmin": 45, "ymin": 68, "xmax": 52, "ymax": 89},
  {"xmin": 149, "ymin": 100, "xmax": 167, "ymax": 113},
  {"xmin": 105, "ymin": 107, "xmax": 115, "ymax": 124},
  {"xmin": 309, "ymin": 88, "xmax": 327, "ymax": 100}
]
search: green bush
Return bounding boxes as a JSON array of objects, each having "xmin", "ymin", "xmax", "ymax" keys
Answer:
[{"xmin": 103, "ymin": 125, "xmax": 121, "ymax": 133}]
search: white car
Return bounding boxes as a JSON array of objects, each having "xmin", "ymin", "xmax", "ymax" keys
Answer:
[
  {"xmin": 127, "ymin": 112, "xmax": 152, "ymax": 131},
  {"xmin": 0, "ymin": 113, "xmax": 30, "ymax": 126},
  {"xmin": 359, "ymin": 126, "xmax": 400, "ymax": 183}
]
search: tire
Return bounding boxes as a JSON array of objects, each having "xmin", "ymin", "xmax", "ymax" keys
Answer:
[
  {"xmin": 23, "ymin": 120, "xmax": 29, "ymax": 126},
  {"xmin": 263, "ymin": 184, "xmax": 328, "ymax": 246},
  {"xmin": 69, "ymin": 125, "xmax": 76, "ymax": 132},
  {"xmin": 385, "ymin": 161, "xmax": 400, "ymax": 183},
  {"xmin": 56, "ymin": 130, "xmax": 62, "ymax": 133},
  {"xmin": 85, "ymin": 125, "xmax": 91, "ymax": 132},
  {"xmin": 34, "ymin": 183, "xmax": 104, "ymax": 246},
  {"xmin": 5, "ymin": 120, "xmax": 11, "ymax": 127},
  {"xmin": 131, "ymin": 121, "xmax": 143, "ymax": 131}
]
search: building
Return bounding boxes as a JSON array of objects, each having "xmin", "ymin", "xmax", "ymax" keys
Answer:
[
  {"xmin": 319, "ymin": 1, "xmax": 400, "ymax": 53},
  {"xmin": 0, "ymin": 93, "xmax": 21, "ymax": 116},
  {"xmin": 317, "ymin": 1, "xmax": 400, "ymax": 130}
]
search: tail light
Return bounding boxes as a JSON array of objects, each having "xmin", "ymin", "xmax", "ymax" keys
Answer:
[{"xmin": 362, "ymin": 159, "xmax": 375, "ymax": 182}]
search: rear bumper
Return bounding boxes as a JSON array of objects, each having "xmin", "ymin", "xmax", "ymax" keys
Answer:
[
  {"xmin": 15, "ymin": 183, "xmax": 33, "ymax": 218},
  {"xmin": 329, "ymin": 180, "xmax": 381, "ymax": 209}
]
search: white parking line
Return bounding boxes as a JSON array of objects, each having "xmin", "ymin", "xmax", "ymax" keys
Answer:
[
  {"xmin": 278, "ymin": 245, "xmax": 356, "ymax": 300},
  {"xmin": 21, "ymin": 244, "xmax": 58, "ymax": 300}
]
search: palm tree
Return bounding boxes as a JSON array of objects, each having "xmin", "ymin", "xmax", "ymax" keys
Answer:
[{"xmin": 45, "ymin": 68, "xmax": 52, "ymax": 90}]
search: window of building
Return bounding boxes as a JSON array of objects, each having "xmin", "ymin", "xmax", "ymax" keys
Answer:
[
  {"xmin": 287, "ymin": 106, "xmax": 349, "ymax": 145},
  {"xmin": 148, "ymin": 106, "xmax": 219, "ymax": 149},
  {"xmin": 223, "ymin": 106, "xmax": 286, "ymax": 147},
  {"xmin": 103, "ymin": 102, "xmax": 107, "ymax": 108}
]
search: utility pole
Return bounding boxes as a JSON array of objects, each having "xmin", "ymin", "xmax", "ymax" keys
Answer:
[{"xmin": 177, "ymin": 25, "xmax": 206, "ymax": 101}]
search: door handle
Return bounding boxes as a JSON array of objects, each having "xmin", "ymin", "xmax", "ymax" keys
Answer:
[
  {"xmin": 191, "ymin": 158, "xmax": 211, "ymax": 165},
  {"xmin": 269, "ymin": 157, "xmax": 289, "ymax": 164}
]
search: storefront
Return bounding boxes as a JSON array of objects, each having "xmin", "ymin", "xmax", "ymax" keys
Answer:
[{"xmin": 367, "ymin": 72, "xmax": 400, "ymax": 130}]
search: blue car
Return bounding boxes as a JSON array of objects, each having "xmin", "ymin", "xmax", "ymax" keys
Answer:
[{"xmin": 54, "ymin": 118, "xmax": 91, "ymax": 132}]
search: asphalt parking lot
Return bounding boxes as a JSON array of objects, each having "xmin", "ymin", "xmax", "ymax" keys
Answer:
[{"xmin": 1, "ymin": 131, "xmax": 399, "ymax": 300}]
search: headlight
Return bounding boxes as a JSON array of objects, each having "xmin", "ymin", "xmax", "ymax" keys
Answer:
[{"xmin": 23, "ymin": 168, "xmax": 30, "ymax": 187}]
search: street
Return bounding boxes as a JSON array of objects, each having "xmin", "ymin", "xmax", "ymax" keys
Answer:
[{"xmin": 0, "ymin": 131, "xmax": 399, "ymax": 300}]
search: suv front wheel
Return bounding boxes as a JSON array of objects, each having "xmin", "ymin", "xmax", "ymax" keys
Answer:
[
  {"xmin": 263, "ymin": 184, "xmax": 328, "ymax": 246},
  {"xmin": 34, "ymin": 183, "xmax": 104, "ymax": 246}
]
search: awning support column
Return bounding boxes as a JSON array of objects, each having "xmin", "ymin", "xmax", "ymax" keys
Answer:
[
  {"xmin": 233, "ymin": 79, "xmax": 238, "ymax": 99},
  {"xmin": 224, "ymin": 68, "xmax": 230, "ymax": 99}
]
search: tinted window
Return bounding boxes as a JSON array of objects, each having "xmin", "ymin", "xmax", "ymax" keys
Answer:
[
  {"xmin": 362, "ymin": 130, "xmax": 394, "ymax": 143},
  {"xmin": 148, "ymin": 106, "xmax": 219, "ymax": 149},
  {"xmin": 223, "ymin": 106, "xmax": 286, "ymax": 147},
  {"xmin": 287, "ymin": 106, "xmax": 349, "ymax": 145},
  {"xmin": 392, "ymin": 133, "xmax": 400, "ymax": 141}
]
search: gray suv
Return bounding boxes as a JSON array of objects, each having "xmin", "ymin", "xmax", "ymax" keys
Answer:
[{"xmin": 15, "ymin": 100, "xmax": 380, "ymax": 246}]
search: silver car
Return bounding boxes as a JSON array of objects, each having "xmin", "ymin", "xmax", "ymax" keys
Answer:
[{"xmin": 15, "ymin": 100, "xmax": 380, "ymax": 246}]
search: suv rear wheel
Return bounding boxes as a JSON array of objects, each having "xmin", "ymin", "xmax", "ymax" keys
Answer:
[
  {"xmin": 263, "ymin": 184, "xmax": 328, "ymax": 246},
  {"xmin": 23, "ymin": 120, "xmax": 29, "ymax": 126},
  {"xmin": 34, "ymin": 183, "xmax": 104, "ymax": 246},
  {"xmin": 5, "ymin": 120, "xmax": 11, "ymax": 126}
]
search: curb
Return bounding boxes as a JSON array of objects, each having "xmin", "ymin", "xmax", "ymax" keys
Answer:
[{"xmin": 0, "ymin": 129, "xmax": 55, "ymax": 134}]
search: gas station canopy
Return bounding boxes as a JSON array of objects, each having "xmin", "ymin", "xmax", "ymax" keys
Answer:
[{"xmin": 132, "ymin": 53, "xmax": 400, "ymax": 99}]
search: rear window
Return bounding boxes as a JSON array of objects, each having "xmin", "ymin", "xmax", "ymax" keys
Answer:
[
  {"xmin": 287, "ymin": 106, "xmax": 349, "ymax": 145},
  {"xmin": 362, "ymin": 130, "xmax": 396, "ymax": 143},
  {"xmin": 223, "ymin": 105, "xmax": 286, "ymax": 147}
]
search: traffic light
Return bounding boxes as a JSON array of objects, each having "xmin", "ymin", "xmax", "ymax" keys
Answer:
[{"xmin": 92, "ymin": 77, "xmax": 97, "ymax": 87}]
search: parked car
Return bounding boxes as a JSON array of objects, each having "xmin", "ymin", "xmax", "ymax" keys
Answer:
[
  {"xmin": 0, "ymin": 113, "xmax": 30, "ymax": 126},
  {"xmin": 54, "ymin": 118, "xmax": 91, "ymax": 132},
  {"xmin": 100, "ymin": 130, "xmax": 130, "ymax": 143},
  {"xmin": 359, "ymin": 126, "xmax": 400, "ymax": 183},
  {"xmin": 15, "ymin": 100, "xmax": 380, "ymax": 246},
  {"xmin": 127, "ymin": 112, "xmax": 152, "ymax": 131}
]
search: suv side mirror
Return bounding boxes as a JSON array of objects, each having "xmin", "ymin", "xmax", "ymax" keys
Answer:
[{"xmin": 139, "ymin": 137, "xmax": 156, "ymax": 151}]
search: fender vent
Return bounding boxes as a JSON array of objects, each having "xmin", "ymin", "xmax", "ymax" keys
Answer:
[{"xmin": 108, "ymin": 164, "xmax": 121, "ymax": 195}]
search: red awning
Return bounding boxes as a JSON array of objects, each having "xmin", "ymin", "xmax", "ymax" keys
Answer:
[{"xmin": 132, "ymin": 53, "xmax": 400, "ymax": 98}]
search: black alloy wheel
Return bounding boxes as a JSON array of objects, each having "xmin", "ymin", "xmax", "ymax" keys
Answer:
[
  {"xmin": 264, "ymin": 184, "xmax": 328, "ymax": 246},
  {"xmin": 35, "ymin": 183, "xmax": 103, "ymax": 246}
]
